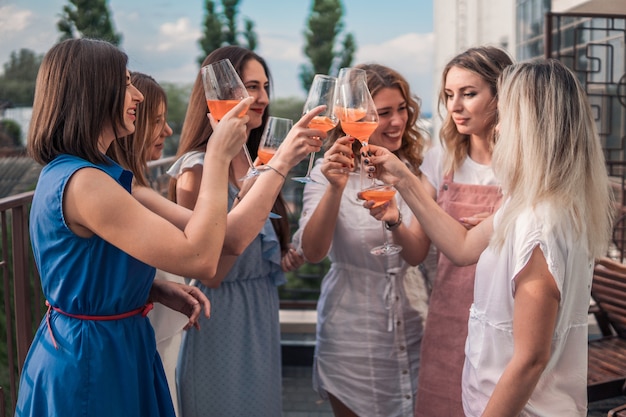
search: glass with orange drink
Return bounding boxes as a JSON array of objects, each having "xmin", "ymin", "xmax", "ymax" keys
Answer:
[{"xmin": 201, "ymin": 58, "xmax": 259, "ymax": 179}]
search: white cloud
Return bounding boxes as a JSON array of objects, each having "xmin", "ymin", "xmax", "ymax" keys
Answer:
[
  {"xmin": 0, "ymin": 5, "xmax": 32, "ymax": 33},
  {"xmin": 155, "ymin": 18, "xmax": 201, "ymax": 52},
  {"xmin": 357, "ymin": 32, "xmax": 434, "ymax": 75},
  {"xmin": 355, "ymin": 32, "xmax": 435, "ymax": 113},
  {"xmin": 256, "ymin": 31, "xmax": 304, "ymax": 64}
]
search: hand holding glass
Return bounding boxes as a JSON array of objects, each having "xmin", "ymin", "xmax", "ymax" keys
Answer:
[
  {"xmin": 334, "ymin": 68, "xmax": 379, "ymax": 147},
  {"xmin": 292, "ymin": 74, "xmax": 338, "ymax": 184},
  {"xmin": 258, "ymin": 116, "xmax": 293, "ymax": 165},
  {"xmin": 360, "ymin": 181, "xmax": 403, "ymax": 256},
  {"xmin": 335, "ymin": 67, "xmax": 379, "ymax": 188},
  {"xmin": 201, "ymin": 58, "xmax": 259, "ymax": 180}
]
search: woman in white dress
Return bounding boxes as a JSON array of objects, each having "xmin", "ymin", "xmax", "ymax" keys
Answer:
[
  {"xmin": 365, "ymin": 58, "xmax": 613, "ymax": 416},
  {"xmin": 293, "ymin": 63, "xmax": 430, "ymax": 417}
]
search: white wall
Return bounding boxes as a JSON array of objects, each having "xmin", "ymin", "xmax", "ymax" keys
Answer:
[
  {"xmin": 552, "ymin": 0, "xmax": 626, "ymax": 13},
  {"xmin": 431, "ymin": 0, "xmax": 516, "ymax": 144}
]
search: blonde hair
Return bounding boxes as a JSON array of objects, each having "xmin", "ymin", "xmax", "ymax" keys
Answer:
[
  {"xmin": 328, "ymin": 63, "xmax": 426, "ymax": 175},
  {"xmin": 438, "ymin": 46, "xmax": 513, "ymax": 174},
  {"xmin": 491, "ymin": 59, "xmax": 613, "ymax": 257}
]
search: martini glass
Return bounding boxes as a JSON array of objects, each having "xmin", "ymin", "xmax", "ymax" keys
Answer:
[
  {"xmin": 360, "ymin": 181, "xmax": 403, "ymax": 256},
  {"xmin": 201, "ymin": 58, "xmax": 259, "ymax": 180},
  {"xmin": 292, "ymin": 74, "xmax": 338, "ymax": 183}
]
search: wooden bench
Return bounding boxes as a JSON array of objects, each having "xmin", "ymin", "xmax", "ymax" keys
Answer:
[{"xmin": 588, "ymin": 257, "xmax": 626, "ymax": 402}]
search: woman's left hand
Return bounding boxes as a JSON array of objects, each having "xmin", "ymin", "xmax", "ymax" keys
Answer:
[
  {"xmin": 359, "ymin": 194, "xmax": 401, "ymax": 224},
  {"xmin": 149, "ymin": 279, "xmax": 211, "ymax": 330},
  {"xmin": 281, "ymin": 245, "xmax": 305, "ymax": 272}
]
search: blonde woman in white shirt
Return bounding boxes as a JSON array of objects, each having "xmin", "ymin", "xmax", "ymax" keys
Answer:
[{"xmin": 365, "ymin": 58, "xmax": 613, "ymax": 416}]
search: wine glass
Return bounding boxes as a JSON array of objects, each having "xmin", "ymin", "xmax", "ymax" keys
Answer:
[
  {"xmin": 257, "ymin": 116, "xmax": 293, "ymax": 219},
  {"xmin": 201, "ymin": 58, "xmax": 259, "ymax": 180},
  {"xmin": 360, "ymin": 180, "xmax": 403, "ymax": 256},
  {"xmin": 334, "ymin": 67, "xmax": 379, "ymax": 189},
  {"xmin": 258, "ymin": 116, "xmax": 293, "ymax": 165},
  {"xmin": 292, "ymin": 74, "xmax": 338, "ymax": 183}
]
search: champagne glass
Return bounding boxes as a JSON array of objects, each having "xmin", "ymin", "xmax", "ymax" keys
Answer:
[
  {"xmin": 360, "ymin": 181, "xmax": 403, "ymax": 256},
  {"xmin": 292, "ymin": 74, "xmax": 338, "ymax": 183},
  {"xmin": 258, "ymin": 116, "xmax": 293, "ymax": 166},
  {"xmin": 334, "ymin": 67, "xmax": 379, "ymax": 189},
  {"xmin": 201, "ymin": 58, "xmax": 259, "ymax": 180}
]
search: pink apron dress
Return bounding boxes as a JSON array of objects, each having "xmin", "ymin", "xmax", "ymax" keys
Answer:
[{"xmin": 414, "ymin": 173, "xmax": 502, "ymax": 417}]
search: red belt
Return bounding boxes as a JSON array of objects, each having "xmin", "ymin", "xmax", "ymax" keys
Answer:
[{"xmin": 45, "ymin": 300, "xmax": 154, "ymax": 349}]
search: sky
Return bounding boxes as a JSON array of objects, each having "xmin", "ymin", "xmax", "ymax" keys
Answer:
[{"xmin": 0, "ymin": 0, "xmax": 435, "ymax": 114}]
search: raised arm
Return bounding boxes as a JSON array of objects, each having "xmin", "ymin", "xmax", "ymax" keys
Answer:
[
  {"xmin": 366, "ymin": 144, "xmax": 492, "ymax": 265},
  {"xmin": 222, "ymin": 106, "xmax": 325, "ymax": 254},
  {"xmin": 63, "ymin": 98, "xmax": 254, "ymax": 284},
  {"xmin": 175, "ymin": 106, "xmax": 325, "ymax": 256}
]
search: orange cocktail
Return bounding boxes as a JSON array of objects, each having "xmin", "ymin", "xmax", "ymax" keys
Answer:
[
  {"xmin": 206, "ymin": 99, "xmax": 247, "ymax": 121},
  {"xmin": 360, "ymin": 186, "xmax": 396, "ymax": 208},
  {"xmin": 335, "ymin": 106, "xmax": 378, "ymax": 143},
  {"xmin": 257, "ymin": 148, "xmax": 275, "ymax": 165},
  {"xmin": 308, "ymin": 115, "xmax": 338, "ymax": 132}
]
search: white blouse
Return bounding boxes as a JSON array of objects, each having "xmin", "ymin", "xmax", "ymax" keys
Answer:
[{"xmin": 463, "ymin": 201, "xmax": 592, "ymax": 416}]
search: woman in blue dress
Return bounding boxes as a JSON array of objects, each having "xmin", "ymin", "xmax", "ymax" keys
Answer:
[
  {"xmin": 167, "ymin": 46, "xmax": 325, "ymax": 416},
  {"xmin": 15, "ymin": 38, "xmax": 253, "ymax": 417}
]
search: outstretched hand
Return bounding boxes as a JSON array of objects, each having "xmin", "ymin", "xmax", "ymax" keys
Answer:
[
  {"xmin": 362, "ymin": 144, "xmax": 412, "ymax": 187},
  {"xmin": 271, "ymin": 105, "xmax": 326, "ymax": 169},
  {"xmin": 149, "ymin": 279, "xmax": 211, "ymax": 331}
]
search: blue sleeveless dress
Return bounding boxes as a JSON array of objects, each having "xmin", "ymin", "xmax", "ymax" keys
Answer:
[{"xmin": 15, "ymin": 154, "xmax": 174, "ymax": 417}]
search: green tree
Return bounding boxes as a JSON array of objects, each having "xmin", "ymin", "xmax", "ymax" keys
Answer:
[
  {"xmin": 197, "ymin": 0, "xmax": 258, "ymax": 65},
  {"xmin": 299, "ymin": 0, "xmax": 356, "ymax": 93},
  {"xmin": 161, "ymin": 82, "xmax": 192, "ymax": 157},
  {"xmin": 161, "ymin": 82, "xmax": 192, "ymax": 136},
  {"xmin": 57, "ymin": 0, "xmax": 122, "ymax": 45},
  {"xmin": 0, "ymin": 49, "xmax": 42, "ymax": 107},
  {"xmin": 0, "ymin": 119, "xmax": 23, "ymax": 148}
]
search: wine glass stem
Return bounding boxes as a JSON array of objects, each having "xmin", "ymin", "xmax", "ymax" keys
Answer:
[
  {"xmin": 304, "ymin": 152, "xmax": 316, "ymax": 178},
  {"xmin": 242, "ymin": 145, "xmax": 257, "ymax": 173},
  {"xmin": 381, "ymin": 221, "xmax": 388, "ymax": 250}
]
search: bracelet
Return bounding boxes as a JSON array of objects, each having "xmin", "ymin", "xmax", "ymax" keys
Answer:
[
  {"xmin": 265, "ymin": 164, "xmax": 286, "ymax": 180},
  {"xmin": 385, "ymin": 212, "xmax": 403, "ymax": 230}
]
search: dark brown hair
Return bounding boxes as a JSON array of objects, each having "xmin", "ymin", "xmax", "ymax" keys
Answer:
[
  {"xmin": 28, "ymin": 38, "xmax": 128, "ymax": 165},
  {"xmin": 169, "ymin": 46, "xmax": 291, "ymax": 254}
]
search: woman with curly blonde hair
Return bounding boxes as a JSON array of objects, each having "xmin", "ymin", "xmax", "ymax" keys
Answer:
[{"xmin": 294, "ymin": 63, "xmax": 429, "ymax": 416}]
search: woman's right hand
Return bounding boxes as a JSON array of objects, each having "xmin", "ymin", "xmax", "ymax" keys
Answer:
[
  {"xmin": 270, "ymin": 105, "xmax": 326, "ymax": 171},
  {"xmin": 321, "ymin": 135, "xmax": 355, "ymax": 188},
  {"xmin": 206, "ymin": 97, "xmax": 255, "ymax": 161},
  {"xmin": 364, "ymin": 144, "xmax": 412, "ymax": 187}
]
